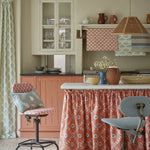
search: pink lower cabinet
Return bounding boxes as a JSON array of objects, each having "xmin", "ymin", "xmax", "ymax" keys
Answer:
[{"xmin": 20, "ymin": 75, "xmax": 83, "ymax": 138}]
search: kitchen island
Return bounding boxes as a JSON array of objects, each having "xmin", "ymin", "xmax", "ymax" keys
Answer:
[{"xmin": 59, "ymin": 83, "xmax": 150, "ymax": 150}]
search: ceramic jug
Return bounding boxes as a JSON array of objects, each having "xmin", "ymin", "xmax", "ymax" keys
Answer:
[
  {"xmin": 82, "ymin": 18, "xmax": 90, "ymax": 24},
  {"xmin": 109, "ymin": 15, "xmax": 117, "ymax": 24},
  {"xmin": 146, "ymin": 14, "xmax": 150, "ymax": 24},
  {"xmin": 82, "ymin": 17, "xmax": 93, "ymax": 24},
  {"xmin": 98, "ymin": 13, "xmax": 108, "ymax": 24},
  {"xmin": 106, "ymin": 66, "xmax": 120, "ymax": 85}
]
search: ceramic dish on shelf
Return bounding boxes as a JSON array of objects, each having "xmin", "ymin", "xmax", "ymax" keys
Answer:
[
  {"xmin": 120, "ymin": 76, "xmax": 150, "ymax": 84},
  {"xmin": 35, "ymin": 71, "xmax": 45, "ymax": 74},
  {"xmin": 36, "ymin": 66, "xmax": 44, "ymax": 71},
  {"xmin": 47, "ymin": 68, "xmax": 61, "ymax": 72},
  {"xmin": 47, "ymin": 70, "xmax": 61, "ymax": 75}
]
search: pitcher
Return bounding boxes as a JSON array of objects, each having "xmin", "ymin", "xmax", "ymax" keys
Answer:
[
  {"xmin": 146, "ymin": 14, "xmax": 150, "ymax": 24},
  {"xmin": 98, "ymin": 13, "xmax": 108, "ymax": 24},
  {"xmin": 109, "ymin": 15, "xmax": 117, "ymax": 24}
]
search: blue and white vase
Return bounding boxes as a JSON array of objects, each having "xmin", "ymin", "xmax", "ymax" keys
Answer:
[{"xmin": 98, "ymin": 72, "xmax": 107, "ymax": 84}]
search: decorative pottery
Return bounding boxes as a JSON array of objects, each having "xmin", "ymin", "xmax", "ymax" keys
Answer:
[
  {"xmin": 109, "ymin": 15, "xmax": 117, "ymax": 24},
  {"xmin": 98, "ymin": 13, "xmax": 108, "ymax": 24},
  {"xmin": 98, "ymin": 72, "xmax": 107, "ymax": 84},
  {"xmin": 82, "ymin": 17, "xmax": 90, "ymax": 24},
  {"xmin": 106, "ymin": 66, "xmax": 120, "ymax": 85},
  {"xmin": 146, "ymin": 14, "xmax": 150, "ymax": 24}
]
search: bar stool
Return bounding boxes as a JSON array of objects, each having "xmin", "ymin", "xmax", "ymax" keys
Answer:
[
  {"xmin": 11, "ymin": 83, "xmax": 59, "ymax": 150},
  {"xmin": 102, "ymin": 96, "xmax": 150, "ymax": 150}
]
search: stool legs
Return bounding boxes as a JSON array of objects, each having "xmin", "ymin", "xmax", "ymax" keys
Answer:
[
  {"xmin": 34, "ymin": 117, "xmax": 40, "ymax": 142},
  {"xmin": 16, "ymin": 116, "xmax": 59, "ymax": 150},
  {"xmin": 121, "ymin": 131, "xmax": 127, "ymax": 150}
]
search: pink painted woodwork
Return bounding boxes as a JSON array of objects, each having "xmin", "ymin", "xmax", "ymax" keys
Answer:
[{"xmin": 20, "ymin": 76, "xmax": 83, "ymax": 138}]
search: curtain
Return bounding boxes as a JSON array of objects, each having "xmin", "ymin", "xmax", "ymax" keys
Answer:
[
  {"xmin": 0, "ymin": 0, "xmax": 16, "ymax": 138},
  {"xmin": 60, "ymin": 89, "xmax": 150, "ymax": 150}
]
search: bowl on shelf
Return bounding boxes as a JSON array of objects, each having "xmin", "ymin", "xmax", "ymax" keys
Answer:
[
  {"xmin": 87, "ymin": 77, "xmax": 100, "ymax": 85},
  {"xmin": 36, "ymin": 66, "xmax": 44, "ymax": 71}
]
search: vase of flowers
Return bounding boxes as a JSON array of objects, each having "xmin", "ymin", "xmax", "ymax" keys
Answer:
[{"xmin": 94, "ymin": 56, "xmax": 118, "ymax": 84}]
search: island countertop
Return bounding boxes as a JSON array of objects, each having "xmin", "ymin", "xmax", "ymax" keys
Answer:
[{"xmin": 61, "ymin": 83, "xmax": 150, "ymax": 90}]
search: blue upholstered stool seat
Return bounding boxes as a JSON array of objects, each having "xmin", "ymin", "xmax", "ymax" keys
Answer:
[{"xmin": 102, "ymin": 117, "xmax": 146, "ymax": 130}]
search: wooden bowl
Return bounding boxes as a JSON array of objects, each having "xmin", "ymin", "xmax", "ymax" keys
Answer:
[{"xmin": 88, "ymin": 77, "xmax": 100, "ymax": 85}]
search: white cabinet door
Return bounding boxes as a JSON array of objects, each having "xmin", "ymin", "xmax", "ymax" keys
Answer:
[{"xmin": 37, "ymin": 0, "xmax": 74, "ymax": 55}]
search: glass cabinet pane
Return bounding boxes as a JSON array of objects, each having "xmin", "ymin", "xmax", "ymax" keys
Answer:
[
  {"xmin": 41, "ymin": 1, "xmax": 73, "ymax": 51},
  {"xmin": 43, "ymin": 29, "xmax": 54, "ymax": 40},
  {"xmin": 59, "ymin": 28, "xmax": 71, "ymax": 49},
  {"xmin": 43, "ymin": 28, "xmax": 54, "ymax": 49},
  {"xmin": 42, "ymin": 2, "xmax": 55, "ymax": 50},
  {"xmin": 59, "ymin": 28, "xmax": 71, "ymax": 40},
  {"xmin": 58, "ymin": 2, "xmax": 71, "ymax": 50},
  {"xmin": 59, "ymin": 3, "xmax": 71, "ymax": 25},
  {"xmin": 43, "ymin": 3, "xmax": 55, "ymax": 25},
  {"xmin": 43, "ymin": 42, "xmax": 54, "ymax": 49}
]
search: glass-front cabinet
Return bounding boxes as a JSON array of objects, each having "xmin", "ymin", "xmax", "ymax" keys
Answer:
[{"xmin": 41, "ymin": 0, "xmax": 74, "ymax": 54}]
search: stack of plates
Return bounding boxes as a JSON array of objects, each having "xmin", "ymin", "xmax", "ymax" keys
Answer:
[
  {"xmin": 47, "ymin": 68, "xmax": 61, "ymax": 74},
  {"xmin": 35, "ymin": 70, "xmax": 45, "ymax": 74}
]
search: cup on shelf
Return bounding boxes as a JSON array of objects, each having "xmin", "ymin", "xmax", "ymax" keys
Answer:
[
  {"xmin": 49, "ymin": 18, "xmax": 54, "ymax": 25},
  {"xmin": 59, "ymin": 18, "xmax": 71, "ymax": 25},
  {"xmin": 60, "ymin": 33, "xmax": 67, "ymax": 40},
  {"xmin": 43, "ymin": 18, "xmax": 55, "ymax": 25}
]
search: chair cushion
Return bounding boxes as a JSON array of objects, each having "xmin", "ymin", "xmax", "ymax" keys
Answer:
[
  {"xmin": 13, "ymin": 83, "xmax": 33, "ymax": 93},
  {"xmin": 24, "ymin": 107, "xmax": 56, "ymax": 115},
  {"xmin": 11, "ymin": 89, "xmax": 44, "ymax": 113},
  {"xmin": 102, "ymin": 117, "xmax": 146, "ymax": 130}
]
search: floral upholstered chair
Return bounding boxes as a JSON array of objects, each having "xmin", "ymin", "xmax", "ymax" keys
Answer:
[{"xmin": 11, "ymin": 83, "xmax": 59, "ymax": 150}]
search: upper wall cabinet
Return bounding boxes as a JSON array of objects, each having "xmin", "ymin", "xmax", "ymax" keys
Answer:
[{"xmin": 31, "ymin": 0, "xmax": 75, "ymax": 55}]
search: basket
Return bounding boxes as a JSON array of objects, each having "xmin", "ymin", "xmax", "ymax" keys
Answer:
[{"xmin": 121, "ymin": 76, "xmax": 150, "ymax": 84}]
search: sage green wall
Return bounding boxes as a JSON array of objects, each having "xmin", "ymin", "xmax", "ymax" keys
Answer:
[
  {"xmin": 21, "ymin": 0, "xmax": 41, "ymax": 73},
  {"xmin": 75, "ymin": 0, "xmax": 150, "ymax": 25},
  {"xmin": 21, "ymin": 0, "xmax": 150, "ymax": 73},
  {"xmin": 75, "ymin": 0, "xmax": 150, "ymax": 71}
]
